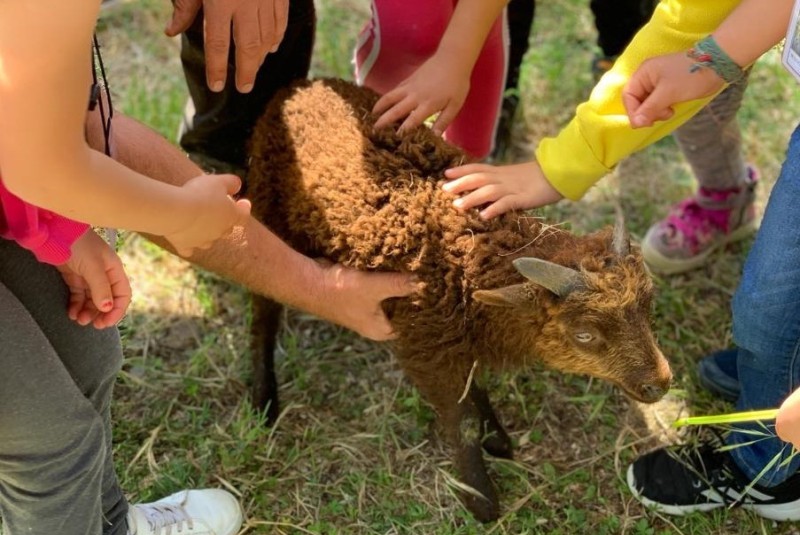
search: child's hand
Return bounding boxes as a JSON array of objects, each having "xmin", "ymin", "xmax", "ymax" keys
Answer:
[
  {"xmin": 373, "ymin": 52, "xmax": 470, "ymax": 136},
  {"xmin": 166, "ymin": 173, "xmax": 252, "ymax": 257},
  {"xmin": 776, "ymin": 387, "xmax": 800, "ymax": 450},
  {"xmin": 56, "ymin": 230, "xmax": 132, "ymax": 329},
  {"xmin": 442, "ymin": 161, "xmax": 563, "ymax": 219},
  {"xmin": 623, "ymin": 51, "xmax": 725, "ymax": 129}
]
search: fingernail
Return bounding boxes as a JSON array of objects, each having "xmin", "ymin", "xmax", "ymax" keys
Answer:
[
  {"xmin": 241, "ymin": 83, "xmax": 254, "ymax": 93},
  {"xmin": 633, "ymin": 114, "xmax": 647, "ymax": 127},
  {"xmin": 211, "ymin": 81, "xmax": 225, "ymax": 92},
  {"xmin": 453, "ymin": 198, "xmax": 462, "ymax": 207},
  {"xmin": 101, "ymin": 300, "xmax": 113, "ymax": 311}
]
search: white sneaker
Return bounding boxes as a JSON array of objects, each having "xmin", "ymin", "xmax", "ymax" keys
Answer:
[{"xmin": 127, "ymin": 489, "xmax": 243, "ymax": 535}]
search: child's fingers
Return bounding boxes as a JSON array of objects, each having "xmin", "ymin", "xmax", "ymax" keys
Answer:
[
  {"xmin": 235, "ymin": 198, "xmax": 252, "ymax": 222},
  {"xmin": 622, "ymin": 90, "xmax": 645, "ymax": 126},
  {"xmin": 219, "ymin": 174, "xmax": 243, "ymax": 196},
  {"xmin": 64, "ymin": 279, "xmax": 89, "ymax": 321},
  {"xmin": 452, "ymin": 185, "xmax": 502, "ymax": 212},
  {"xmin": 95, "ymin": 263, "xmax": 132, "ymax": 329},
  {"xmin": 373, "ymin": 88, "xmax": 404, "ymax": 116},
  {"xmin": 431, "ymin": 101, "xmax": 460, "ymax": 136},
  {"xmin": 398, "ymin": 103, "xmax": 436, "ymax": 134},
  {"xmin": 374, "ymin": 97, "xmax": 416, "ymax": 130},
  {"xmin": 444, "ymin": 163, "xmax": 493, "ymax": 180},
  {"xmin": 78, "ymin": 260, "xmax": 115, "ymax": 316},
  {"xmin": 479, "ymin": 197, "xmax": 521, "ymax": 220},
  {"xmin": 442, "ymin": 168, "xmax": 494, "ymax": 195},
  {"xmin": 630, "ymin": 86, "xmax": 675, "ymax": 128}
]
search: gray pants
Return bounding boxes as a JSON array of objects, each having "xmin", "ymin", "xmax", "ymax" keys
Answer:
[
  {"xmin": 675, "ymin": 71, "xmax": 752, "ymax": 190},
  {"xmin": 0, "ymin": 240, "xmax": 128, "ymax": 535}
]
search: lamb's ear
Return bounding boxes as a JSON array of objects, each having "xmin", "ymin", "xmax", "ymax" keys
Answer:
[
  {"xmin": 513, "ymin": 257, "xmax": 584, "ymax": 297},
  {"xmin": 611, "ymin": 210, "xmax": 630, "ymax": 257},
  {"xmin": 473, "ymin": 284, "xmax": 531, "ymax": 308}
]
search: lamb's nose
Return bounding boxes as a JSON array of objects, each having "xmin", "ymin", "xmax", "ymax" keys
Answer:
[{"xmin": 640, "ymin": 383, "xmax": 667, "ymax": 403}]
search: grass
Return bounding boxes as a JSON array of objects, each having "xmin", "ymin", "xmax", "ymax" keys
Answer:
[{"xmin": 95, "ymin": 0, "xmax": 800, "ymax": 533}]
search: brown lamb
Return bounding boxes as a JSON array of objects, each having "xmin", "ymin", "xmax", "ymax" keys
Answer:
[{"xmin": 246, "ymin": 78, "xmax": 672, "ymax": 522}]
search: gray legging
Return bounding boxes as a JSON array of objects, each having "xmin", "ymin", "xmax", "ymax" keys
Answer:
[{"xmin": 0, "ymin": 239, "xmax": 128, "ymax": 535}]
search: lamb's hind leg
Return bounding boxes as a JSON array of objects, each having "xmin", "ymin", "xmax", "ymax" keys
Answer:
[
  {"xmin": 398, "ymin": 356, "xmax": 500, "ymax": 522},
  {"xmin": 250, "ymin": 295, "xmax": 283, "ymax": 426},
  {"xmin": 471, "ymin": 385, "xmax": 513, "ymax": 459}
]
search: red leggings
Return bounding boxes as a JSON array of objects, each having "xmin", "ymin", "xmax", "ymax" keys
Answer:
[{"xmin": 355, "ymin": 1, "xmax": 508, "ymax": 159}]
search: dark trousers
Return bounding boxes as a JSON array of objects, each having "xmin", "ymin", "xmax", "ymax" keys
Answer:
[
  {"xmin": 178, "ymin": 0, "xmax": 316, "ymax": 177},
  {"xmin": 504, "ymin": 0, "xmax": 654, "ymax": 94},
  {"xmin": 0, "ymin": 241, "xmax": 127, "ymax": 535}
]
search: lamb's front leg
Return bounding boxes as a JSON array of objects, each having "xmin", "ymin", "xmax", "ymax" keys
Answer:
[
  {"xmin": 396, "ymin": 353, "xmax": 500, "ymax": 522},
  {"xmin": 471, "ymin": 385, "xmax": 513, "ymax": 459}
]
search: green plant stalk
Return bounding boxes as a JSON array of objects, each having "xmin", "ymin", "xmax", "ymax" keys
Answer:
[{"xmin": 673, "ymin": 409, "xmax": 779, "ymax": 428}]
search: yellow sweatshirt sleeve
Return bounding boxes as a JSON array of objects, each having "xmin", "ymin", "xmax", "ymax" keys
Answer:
[{"xmin": 536, "ymin": 0, "xmax": 743, "ymax": 201}]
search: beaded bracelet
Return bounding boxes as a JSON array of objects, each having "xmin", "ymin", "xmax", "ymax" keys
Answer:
[{"xmin": 686, "ymin": 35, "xmax": 745, "ymax": 84}]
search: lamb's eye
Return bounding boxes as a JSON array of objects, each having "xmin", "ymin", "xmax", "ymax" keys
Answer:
[{"xmin": 575, "ymin": 332, "xmax": 594, "ymax": 343}]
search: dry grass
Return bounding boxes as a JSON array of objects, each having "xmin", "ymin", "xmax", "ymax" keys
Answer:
[{"xmin": 96, "ymin": 0, "xmax": 800, "ymax": 533}]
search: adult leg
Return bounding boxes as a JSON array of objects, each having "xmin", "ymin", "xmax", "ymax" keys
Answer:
[
  {"xmin": 0, "ymin": 240, "xmax": 126, "ymax": 535},
  {"xmin": 178, "ymin": 0, "xmax": 316, "ymax": 179}
]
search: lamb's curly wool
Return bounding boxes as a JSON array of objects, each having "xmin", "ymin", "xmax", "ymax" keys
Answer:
[
  {"xmin": 246, "ymin": 79, "xmax": 671, "ymax": 522},
  {"xmin": 249, "ymin": 79, "xmax": 608, "ymax": 359}
]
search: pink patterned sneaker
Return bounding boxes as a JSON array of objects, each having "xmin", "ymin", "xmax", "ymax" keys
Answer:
[{"xmin": 642, "ymin": 166, "xmax": 759, "ymax": 275}]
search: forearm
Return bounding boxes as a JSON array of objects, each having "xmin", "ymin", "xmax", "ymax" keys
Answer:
[
  {"xmin": 714, "ymin": 0, "xmax": 793, "ymax": 67},
  {"xmin": 436, "ymin": 0, "xmax": 508, "ymax": 73},
  {"xmin": 536, "ymin": 0, "xmax": 743, "ymax": 200},
  {"xmin": 93, "ymin": 112, "xmax": 328, "ymax": 310},
  {"xmin": 0, "ymin": 0, "xmax": 195, "ymax": 236}
]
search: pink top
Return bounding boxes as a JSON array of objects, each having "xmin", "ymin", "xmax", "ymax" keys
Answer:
[{"xmin": 0, "ymin": 177, "xmax": 88, "ymax": 265}]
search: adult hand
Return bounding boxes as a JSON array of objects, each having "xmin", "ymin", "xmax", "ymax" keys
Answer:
[
  {"xmin": 166, "ymin": 173, "xmax": 252, "ymax": 257},
  {"xmin": 165, "ymin": 0, "xmax": 290, "ymax": 93},
  {"xmin": 56, "ymin": 230, "xmax": 132, "ymax": 329},
  {"xmin": 623, "ymin": 52, "xmax": 725, "ymax": 129},
  {"xmin": 317, "ymin": 261, "xmax": 419, "ymax": 341},
  {"xmin": 373, "ymin": 52, "xmax": 471, "ymax": 136},
  {"xmin": 776, "ymin": 387, "xmax": 800, "ymax": 450},
  {"xmin": 442, "ymin": 161, "xmax": 563, "ymax": 219}
]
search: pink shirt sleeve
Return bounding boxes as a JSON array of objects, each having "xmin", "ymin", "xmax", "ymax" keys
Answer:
[{"xmin": 0, "ymin": 179, "xmax": 89, "ymax": 265}]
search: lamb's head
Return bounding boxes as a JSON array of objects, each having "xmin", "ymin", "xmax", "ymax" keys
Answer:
[{"xmin": 473, "ymin": 222, "xmax": 671, "ymax": 404}]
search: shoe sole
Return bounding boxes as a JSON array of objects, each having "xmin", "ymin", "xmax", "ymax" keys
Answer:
[
  {"xmin": 642, "ymin": 218, "xmax": 759, "ymax": 276},
  {"xmin": 627, "ymin": 465, "xmax": 800, "ymax": 521}
]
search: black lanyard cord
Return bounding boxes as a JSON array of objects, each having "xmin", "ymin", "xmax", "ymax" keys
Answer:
[{"xmin": 88, "ymin": 34, "xmax": 114, "ymax": 158}]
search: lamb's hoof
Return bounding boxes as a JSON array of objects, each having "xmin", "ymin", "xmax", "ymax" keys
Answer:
[
  {"xmin": 463, "ymin": 491, "xmax": 500, "ymax": 523},
  {"xmin": 252, "ymin": 393, "xmax": 280, "ymax": 427},
  {"xmin": 482, "ymin": 431, "xmax": 514, "ymax": 459}
]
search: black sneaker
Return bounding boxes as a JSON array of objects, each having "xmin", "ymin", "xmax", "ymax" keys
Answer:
[
  {"xmin": 627, "ymin": 440, "xmax": 800, "ymax": 520},
  {"xmin": 697, "ymin": 348, "xmax": 740, "ymax": 402}
]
